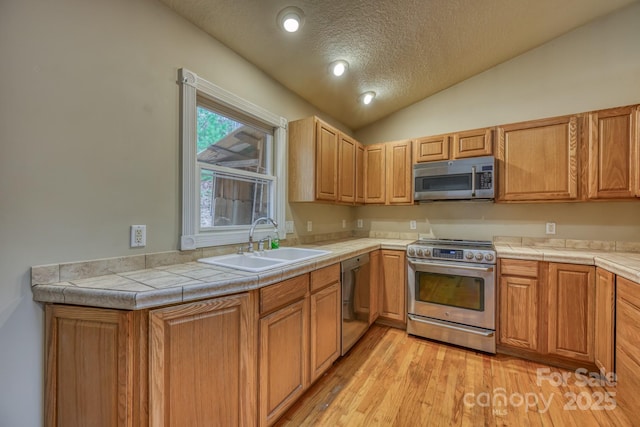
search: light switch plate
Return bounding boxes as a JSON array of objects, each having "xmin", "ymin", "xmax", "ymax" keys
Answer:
[
  {"xmin": 410, "ymin": 220, "xmax": 417, "ymax": 230},
  {"xmin": 357, "ymin": 219, "xmax": 363, "ymax": 228},
  {"xmin": 307, "ymin": 221, "xmax": 312, "ymax": 232},
  {"xmin": 285, "ymin": 221, "xmax": 294, "ymax": 234},
  {"xmin": 546, "ymin": 222, "xmax": 556, "ymax": 235}
]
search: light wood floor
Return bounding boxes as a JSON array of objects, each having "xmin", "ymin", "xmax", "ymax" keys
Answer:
[{"xmin": 275, "ymin": 325, "xmax": 633, "ymax": 427}]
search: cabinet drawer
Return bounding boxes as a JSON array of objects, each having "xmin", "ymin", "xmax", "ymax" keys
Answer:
[
  {"xmin": 260, "ymin": 275, "xmax": 309, "ymax": 316},
  {"xmin": 310, "ymin": 263, "xmax": 340, "ymax": 293},
  {"xmin": 500, "ymin": 259, "xmax": 539, "ymax": 277}
]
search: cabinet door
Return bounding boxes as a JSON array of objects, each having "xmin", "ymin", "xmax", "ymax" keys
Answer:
[
  {"xmin": 594, "ymin": 268, "xmax": 615, "ymax": 374},
  {"xmin": 355, "ymin": 142, "xmax": 365, "ymax": 204},
  {"xmin": 452, "ymin": 127, "xmax": 493, "ymax": 159},
  {"xmin": 379, "ymin": 250, "xmax": 407, "ymax": 324},
  {"xmin": 414, "ymin": 134, "xmax": 449, "ymax": 162},
  {"xmin": 499, "ymin": 275, "xmax": 538, "ymax": 350},
  {"xmin": 315, "ymin": 121, "xmax": 339, "ymax": 201},
  {"xmin": 497, "ymin": 116, "xmax": 578, "ymax": 201},
  {"xmin": 45, "ymin": 305, "xmax": 134, "ymax": 427},
  {"xmin": 369, "ymin": 250, "xmax": 381, "ymax": 325},
  {"xmin": 338, "ymin": 134, "xmax": 356, "ymax": 204},
  {"xmin": 259, "ymin": 298, "xmax": 309, "ymax": 427},
  {"xmin": 587, "ymin": 105, "xmax": 638, "ymax": 199},
  {"xmin": 310, "ymin": 283, "xmax": 341, "ymax": 382},
  {"xmin": 386, "ymin": 140, "xmax": 413, "ymax": 204},
  {"xmin": 616, "ymin": 276, "xmax": 640, "ymax": 414},
  {"xmin": 364, "ymin": 143, "xmax": 386, "ymax": 203},
  {"xmin": 547, "ymin": 263, "xmax": 595, "ymax": 362},
  {"xmin": 149, "ymin": 294, "xmax": 257, "ymax": 427}
]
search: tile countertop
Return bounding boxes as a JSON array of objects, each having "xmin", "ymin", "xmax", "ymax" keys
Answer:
[
  {"xmin": 494, "ymin": 241, "xmax": 640, "ymax": 284},
  {"xmin": 31, "ymin": 238, "xmax": 413, "ymax": 311}
]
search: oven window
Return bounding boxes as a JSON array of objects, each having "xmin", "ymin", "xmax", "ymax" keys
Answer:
[
  {"xmin": 417, "ymin": 174, "xmax": 471, "ymax": 191},
  {"xmin": 415, "ymin": 272, "xmax": 484, "ymax": 311}
]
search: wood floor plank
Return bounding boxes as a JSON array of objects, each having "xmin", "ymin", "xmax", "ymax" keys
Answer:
[{"xmin": 274, "ymin": 325, "xmax": 633, "ymax": 427}]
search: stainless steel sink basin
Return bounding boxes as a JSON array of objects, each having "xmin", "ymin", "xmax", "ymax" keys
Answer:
[{"xmin": 198, "ymin": 247, "xmax": 331, "ymax": 272}]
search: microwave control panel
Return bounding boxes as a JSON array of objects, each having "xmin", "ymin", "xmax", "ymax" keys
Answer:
[{"xmin": 477, "ymin": 171, "xmax": 493, "ymax": 189}]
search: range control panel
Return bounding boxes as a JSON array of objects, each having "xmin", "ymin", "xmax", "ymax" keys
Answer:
[{"xmin": 407, "ymin": 244, "xmax": 496, "ymax": 265}]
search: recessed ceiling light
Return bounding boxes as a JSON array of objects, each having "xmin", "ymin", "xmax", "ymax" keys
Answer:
[
  {"xmin": 277, "ymin": 7, "xmax": 305, "ymax": 33},
  {"xmin": 329, "ymin": 60, "xmax": 349, "ymax": 77},
  {"xmin": 360, "ymin": 91, "xmax": 376, "ymax": 105}
]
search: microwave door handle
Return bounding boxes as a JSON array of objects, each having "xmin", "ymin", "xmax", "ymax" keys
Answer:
[{"xmin": 471, "ymin": 165, "xmax": 476, "ymax": 197}]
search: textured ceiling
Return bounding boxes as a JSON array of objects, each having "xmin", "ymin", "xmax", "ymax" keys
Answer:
[{"xmin": 160, "ymin": 0, "xmax": 637, "ymax": 130}]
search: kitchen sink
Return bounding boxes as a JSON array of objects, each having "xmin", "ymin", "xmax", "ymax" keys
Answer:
[{"xmin": 198, "ymin": 247, "xmax": 331, "ymax": 272}]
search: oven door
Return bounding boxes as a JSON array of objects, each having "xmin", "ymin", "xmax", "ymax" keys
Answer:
[{"xmin": 407, "ymin": 258, "xmax": 495, "ymax": 330}]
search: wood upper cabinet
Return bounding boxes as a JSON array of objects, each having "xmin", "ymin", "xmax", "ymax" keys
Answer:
[
  {"xmin": 315, "ymin": 121, "xmax": 339, "ymax": 201},
  {"xmin": 378, "ymin": 250, "xmax": 407, "ymax": 324},
  {"xmin": 355, "ymin": 142, "xmax": 365, "ymax": 204},
  {"xmin": 594, "ymin": 268, "xmax": 615, "ymax": 374},
  {"xmin": 365, "ymin": 140, "xmax": 413, "ymax": 205},
  {"xmin": 498, "ymin": 259, "xmax": 539, "ymax": 351},
  {"xmin": 616, "ymin": 276, "xmax": 640, "ymax": 414},
  {"xmin": 309, "ymin": 265, "xmax": 341, "ymax": 382},
  {"xmin": 452, "ymin": 127, "xmax": 493, "ymax": 159},
  {"xmin": 386, "ymin": 140, "xmax": 413, "ymax": 204},
  {"xmin": 414, "ymin": 127, "xmax": 492, "ymax": 162},
  {"xmin": 547, "ymin": 263, "xmax": 595, "ymax": 362},
  {"xmin": 149, "ymin": 293, "xmax": 257, "ymax": 427},
  {"xmin": 364, "ymin": 143, "xmax": 386, "ymax": 203},
  {"xmin": 586, "ymin": 105, "xmax": 638, "ymax": 199},
  {"xmin": 45, "ymin": 305, "xmax": 134, "ymax": 427},
  {"xmin": 259, "ymin": 275, "xmax": 309, "ymax": 427},
  {"xmin": 414, "ymin": 134, "xmax": 450, "ymax": 162},
  {"xmin": 497, "ymin": 115, "xmax": 579, "ymax": 202},
  {"xmin": 338, "ymin": 133, "xmax": 357, "ymax": 204}
]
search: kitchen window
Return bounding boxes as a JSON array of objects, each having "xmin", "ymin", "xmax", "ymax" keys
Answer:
[{"xmin": 179, "ymin": 68, "xmax": 286, "ymax": 250}]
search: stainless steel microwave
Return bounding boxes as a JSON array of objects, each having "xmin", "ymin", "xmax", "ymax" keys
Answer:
[{"xmin": 413, "ymin": 155, "xmax": 495, "ymax": 201}]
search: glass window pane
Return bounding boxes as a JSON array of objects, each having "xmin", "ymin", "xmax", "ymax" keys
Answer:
[
  {"xmin": 197, "ymin": 105, "xmax": 271, "ymax": 174},
  {"xmin": 200, "ymin": 170, "xmax": 272, "ymax": 228}
]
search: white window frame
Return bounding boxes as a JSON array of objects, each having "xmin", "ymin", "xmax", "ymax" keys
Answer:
[{"xmin": 179, "ymin": 68, "xmax": 287, "ymax": 250}]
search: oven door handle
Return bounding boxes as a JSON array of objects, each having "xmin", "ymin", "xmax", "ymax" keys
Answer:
[
  {"xmin": 408, "ymin": 259, "xmax": 494, "ymax": 273},
  {"xmin": 408, "ymin": 315, "xmax": 494, "ymax": 337}
]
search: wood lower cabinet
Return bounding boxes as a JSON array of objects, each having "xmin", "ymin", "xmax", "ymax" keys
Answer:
[
  {"xmin": 378, "ymin": 250, "xmax": 407, "ymax": 325},
  {"xmin": 586, "ymin": 105, "xmax": 638, "ymax": 199},
  {"xmin": 497, "ymin": 115, "xmax": 579, "ymax": 202},
  {"xmin": 594, "ymin": 268, "xmax": 615, "ymax": 374},
  {"xmin": 45, "ymin": 305, "xmax": 134, "ymax": 427},
  {"xmin": 498, "ymin": 260, "xmax": 539, "ymax": 351},
  {"xmin": 547, "ymin": 263, "xmax": 595, "ymax": 362},
  {"xmin": 309, "ymin": 265, "xmax": 341, "ymax": 382},
  {"xmin": 258, "ymin": 275, "xmax": 310, "ymax": 427},
  {"xmin": 616, "ymin": 276, "xmax": 640, "ymax": 414},
  {"xmin": 498, "ymin": 259, "xmax": 600, "ymax": 368},
  {"xmin": 149, "ymin": 293, "xmax": 257, "ymax": 427}
]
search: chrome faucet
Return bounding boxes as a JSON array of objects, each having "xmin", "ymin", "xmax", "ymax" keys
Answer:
[{"xmin": 248, "ymin": 217, "xmax": 278, "ymax": 253}]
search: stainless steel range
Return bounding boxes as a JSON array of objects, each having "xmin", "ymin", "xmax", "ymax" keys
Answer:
[{"xmin": 407, "ymin": 238, "xmax": 496, "ymax": 353}]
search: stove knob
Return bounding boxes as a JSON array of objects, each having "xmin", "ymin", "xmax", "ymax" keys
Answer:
[
  {"xmin": 485, "ymin": 253, "xmax": 494, "ymax": 262},
  {"xmin": 408, "ymin": 247, "xmax": 416, "ymax": 257},
  {"xmin": 465, "ymin": 252, "xmax": 474, "ymax": 260},
  {"xmin": 475, "ymin": 253, "xmax": 484, "ymax": 261},
  {"xmin": 424, "ymin": 249, "xmax": 431, "ymax": 257},
  {"xmin": 417, "ymin": 248, "xmax": 424, "ymax": 257}
]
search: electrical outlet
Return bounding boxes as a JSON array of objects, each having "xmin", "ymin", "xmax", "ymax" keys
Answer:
[
  {"xmin": 410, "ymin": 220, "xmax": 417, "ymax": 230},
  {"xmin": 307, "ymin": 221, "xmax": 312, "ymax": 232},
  {"xmin": 285, "ymin": 221, "xmax": 294, "ymax": 234},
  {"xmin": 546, "ymin": 222, "xmax": 556, "ymax": 235},
  {"xmin": 342, "ymin": 219, "xmax": 347, "ymax": 228},
  {"xmin": 131, "ymin": 225, "xmax": 146, "ymax": 247},
  {"xmin": 357, "ymin": 219, "xmax": 363, "ymax": 228}
]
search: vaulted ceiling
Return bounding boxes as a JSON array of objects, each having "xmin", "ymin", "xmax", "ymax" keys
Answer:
[{"xmin": 160, "ymin": 0, "xmax": 637, "ymax": 130}]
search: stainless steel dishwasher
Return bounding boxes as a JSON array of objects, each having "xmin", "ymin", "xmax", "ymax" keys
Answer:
[{"xmin": 341, "ymin": 253, "xmax": 370, "ymax": 355}]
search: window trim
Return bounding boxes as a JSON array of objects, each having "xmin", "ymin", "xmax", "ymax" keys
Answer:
[{"xmin": 179, "ymin": 68, "xmax": 287, "ymax": 250}]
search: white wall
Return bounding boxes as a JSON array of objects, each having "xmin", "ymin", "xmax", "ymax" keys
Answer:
[
  {"xmin": 0, "ymin": 0, "xmax": 348, "ymax": 425},
  {"xmin": 355, "ymin": 2, "xmax": 640, "ymax": 241}
]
